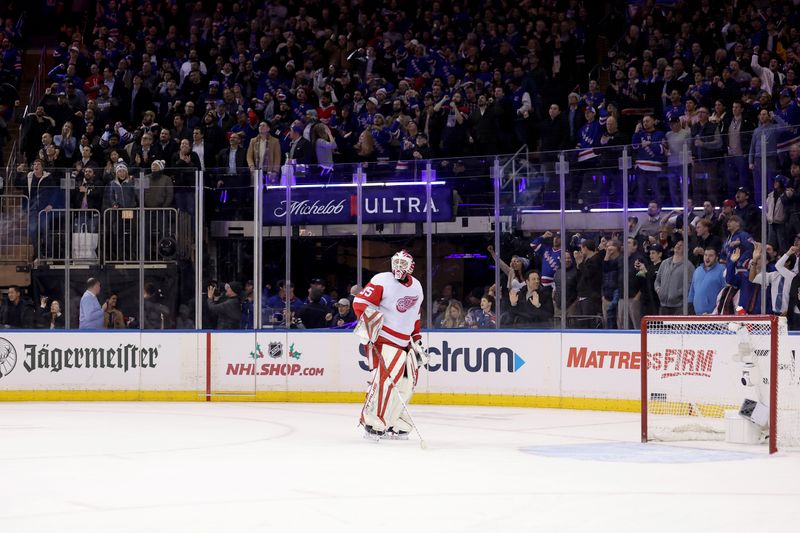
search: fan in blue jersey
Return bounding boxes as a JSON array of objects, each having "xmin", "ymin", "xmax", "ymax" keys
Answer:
[
  {"xmin": 775, "ymin": 89, "xmax": 800, "ymax": 154},
  {"xmin": 531, "ymin": 231, "xmax": 561, "ymax": 288},
  {"xmin": 722, "ymin": 215, "xmax": 754, "ymax": 265},
  {"xmin": 581, "ymin": 80, "xmax": 605, "ymax": 111},
  {"xmin": 571, "ymin": 106, "xmax": 602, "ymax": 207},
  {"xmin": 663, "ymin": 89, "xmax": 686, "ymax": 125},
  {"xmin": 632, "ymin": 115, "xmax": 666, "ymax": 206}
]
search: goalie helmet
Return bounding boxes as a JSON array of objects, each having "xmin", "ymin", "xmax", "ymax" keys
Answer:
[{"xmin": 391, "ymin": 250, "xmax": 415, "ymax": 280}]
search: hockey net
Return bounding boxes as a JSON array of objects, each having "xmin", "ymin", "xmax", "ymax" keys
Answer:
[{"xmin": 641, "ymin": 315, "xmax": 800, "ymax": 453}]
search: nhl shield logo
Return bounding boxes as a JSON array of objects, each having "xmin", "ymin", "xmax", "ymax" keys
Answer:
[{"xmin": 268, "ymin": 342, "xmax": 283, "ymax": 359}]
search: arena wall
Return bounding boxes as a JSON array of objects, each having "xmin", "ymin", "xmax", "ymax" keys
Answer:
[{"xmin": 0, "ymin": 330, "xmax": 789, "ymax": 411}]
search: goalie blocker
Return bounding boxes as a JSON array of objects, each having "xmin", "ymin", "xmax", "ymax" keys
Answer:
[{"xmin": 353, "ymin": 251, "xmax": 427, "ymax": 437}]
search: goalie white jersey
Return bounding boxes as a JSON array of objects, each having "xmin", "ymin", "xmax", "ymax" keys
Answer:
[{"xmin": 353, "ymin": 272, "xmax": 423, "ymax": 348}]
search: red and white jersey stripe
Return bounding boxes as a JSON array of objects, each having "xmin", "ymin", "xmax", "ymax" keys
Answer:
[
  {"xmin": 577, "ymin": 148, "xmax": 598, "ymax": 162},
  {"xmin": 635, "ymin": 159, "xmax": 663, "ymax": 172},
  {"xmin": 353, "ymin": 272, "xmax": 423, "ymax": 348}
]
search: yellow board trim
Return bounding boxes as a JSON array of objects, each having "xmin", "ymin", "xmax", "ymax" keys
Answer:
[
  {"xmin": 0, "ymin": 390, "xmax": 641, "ymax": 412},
  {"xmin": 0, "ymin": 390, "xmax": 200, "ymax": 401}
]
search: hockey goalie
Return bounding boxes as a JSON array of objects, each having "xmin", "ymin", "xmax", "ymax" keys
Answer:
[
  {"xmin": 353, "ymin": 250, "xmax": 428, "ymax": 441},
  {"xmin": 730, "ymin": 320, "xmax": 771, "ymax": 437}
]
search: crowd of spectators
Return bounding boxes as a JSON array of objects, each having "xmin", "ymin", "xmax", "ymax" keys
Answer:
[
  {"xmin": 8, "ymin": 1, "xmax": 800, "ymax": 329},
  {"xmin": 0, "ymin": 12, "xmax": 22, "ymax": 169},
  {"xmin": 472, "ymin": 195, "xmax": 800, "ymax": 330},
  {"xmin": 9, "ymin": 1, "xmax": 800, "ymax": 206},
  {"xmin": 203, "ymin": 276, "xmax": 362, "ymax": 330},
  {"xmin": 17, "ymin": 0, "xmax": 604, "ymax": 203},
  {"xmin": 554, "ymin": 1, "xmax": 800, "ymax": 210},
  {"xmin": 4, "ymin": 197, "xmax": 800, "ymax": 331}
]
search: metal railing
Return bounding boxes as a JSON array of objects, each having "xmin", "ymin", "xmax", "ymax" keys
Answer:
[
  {"xmin": 102, "ymin": 207, "xmax": 182, "ymax": 264},
  {"xmin": 14, "ymin": 12, "xmax": 27, "ymax": 44},
  {"xmin": 34, "ymin": 207, "xmax": 191, "ymax": 265},
  {"xmin": 5, "ymin": 139, "xmax": 18, "ymax": 186},
  {"xmin": 498, "ymin": 144, "xmax": 531, "ymax": 205},
  {"xmin": 37, "ymin": 208, "xmax": 100, "ymax": 263},
  {"xmin": 0, "ymin": 194, "xmax": 29, "ymax": 262}
]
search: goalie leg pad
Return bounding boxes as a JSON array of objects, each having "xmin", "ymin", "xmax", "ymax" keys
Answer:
[
  {"xmin": 361, "ymin": 343, "xmax": 406, "ymax": 432},
  {"xmin": 363, "ymin": 342, "xmax": 380, "ymax": 371},
  {"xmin": 398, "ymin": 355, "xmax": 417, "ymax": 430},
  {"xmin": 385, "ymin": 351, "xmax": 416, "ymax": 433}
]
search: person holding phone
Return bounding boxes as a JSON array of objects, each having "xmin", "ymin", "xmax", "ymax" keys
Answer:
[{"xmin": 36, "ymin": 297, "xmax": 65, "ymax": 329}]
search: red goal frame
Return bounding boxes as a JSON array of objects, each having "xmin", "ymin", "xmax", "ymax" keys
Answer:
[{"xmin": 640, "ymin": 315, "xmax": 779, "ymax": 454}]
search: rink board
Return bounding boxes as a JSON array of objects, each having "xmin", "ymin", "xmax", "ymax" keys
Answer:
[{"xmin": 0, "ymin": 329, "xmax": 780, "ymax": 412}]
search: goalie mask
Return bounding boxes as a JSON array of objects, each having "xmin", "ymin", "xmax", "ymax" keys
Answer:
[{"xmin": 391, "ymin": 250, "xmax": 415, "ymax": 280}]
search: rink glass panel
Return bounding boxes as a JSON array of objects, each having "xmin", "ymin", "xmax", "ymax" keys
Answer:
[
  {"xmin": 1, "ymin": 127, "xmax": 790, "ymax": 336},
  {"xmin": 286, "ymin": 162, "xmax": 360, "ymax": 332},
  {"xmin": 358, "ymin": 160, "xmax": 431, "ymax": 329},
  {"xmin": 425, "ymin": 155, "xmax": 494, "ymax": 330},
  {"xmin": 559, "ymin": 144, "xmax": 628, "ymax": 330}
]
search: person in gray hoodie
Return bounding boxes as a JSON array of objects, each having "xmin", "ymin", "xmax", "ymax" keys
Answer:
[{"xmin": 654, "ymin": 239, "xmax": 695, "ymax": 314}]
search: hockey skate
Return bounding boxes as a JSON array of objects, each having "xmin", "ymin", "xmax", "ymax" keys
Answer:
[
  {"xmin": 362, "ymin": 425, "xmax": 384, "ymax": 442},
  {"xmin": 383, "ymin": 428, "xmax": 409, "ymax": 441}
]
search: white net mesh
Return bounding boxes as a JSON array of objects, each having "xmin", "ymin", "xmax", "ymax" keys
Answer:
[{"xmin": 644, "ymin": 316, "xmax": 800, "ymax": 450}]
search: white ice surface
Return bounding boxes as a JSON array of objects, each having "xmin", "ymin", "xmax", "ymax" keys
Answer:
[{"xmin": 1, "ymin": 402, "xmax": 798, "ymax": 533}]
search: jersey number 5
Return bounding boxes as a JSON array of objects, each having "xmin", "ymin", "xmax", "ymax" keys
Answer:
[{"xmin": 362, "ymin": 286, "xmax": 374, "ymax": 297}]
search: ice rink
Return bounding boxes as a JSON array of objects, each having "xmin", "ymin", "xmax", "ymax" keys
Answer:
[{"xmin": 2, "ymin": 402, "xmax": 798, "ymax": 533}]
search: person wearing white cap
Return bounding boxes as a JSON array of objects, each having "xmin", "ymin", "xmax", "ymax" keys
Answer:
[
  {"xmin": 144, "ymin": 160, "xmax": 174, "ymax": 208},
  {"xmin": 101, "ymin": 159, "xmax": 138, "ymax": 261},
  {"xmin": 355, "ymin": 97, "xmax": 379, "ymax": 133},
  {"xmin": 375, "ymin": 88, "xmax": 388, "ymax": 109},
  {"xmin": 103, "ymin": 159, "xmax": 137, "ymax": 210},
  {"xmin": 329, "ymin": 298, "xmax": 356, "ymax": 327}
]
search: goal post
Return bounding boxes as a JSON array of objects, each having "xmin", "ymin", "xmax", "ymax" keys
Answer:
[{"xmin": 640, "ymin": 315, "xmax": 799, "ymax": 454}]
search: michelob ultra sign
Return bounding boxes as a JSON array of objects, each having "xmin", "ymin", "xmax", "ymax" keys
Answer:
[{"xmin": 263, "ymin": 183, "xmax": 454, "ymax": 225}]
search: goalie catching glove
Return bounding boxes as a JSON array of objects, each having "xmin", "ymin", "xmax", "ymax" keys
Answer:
[{"xmin": 410, "ymin": 338, "xmax": 429, "ymax": 368}]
